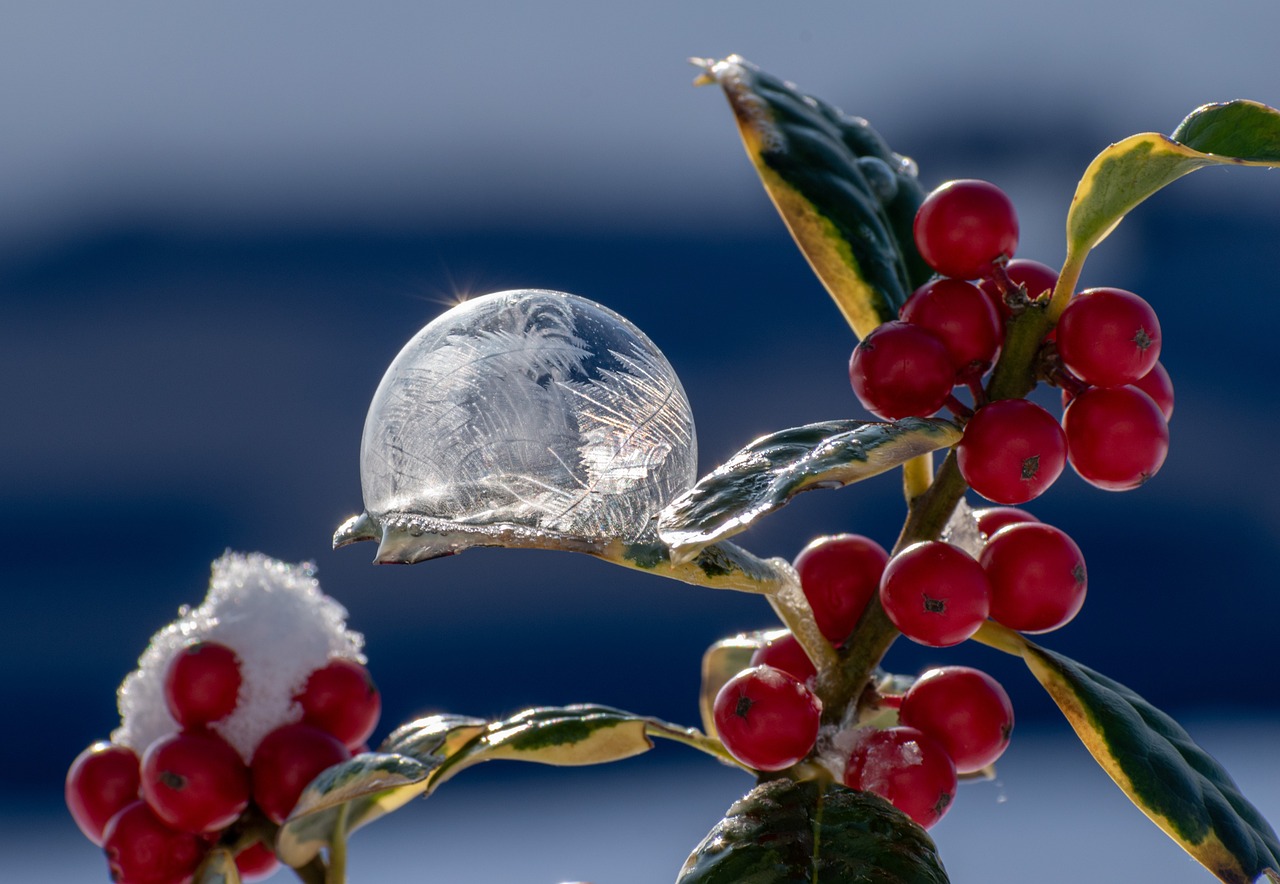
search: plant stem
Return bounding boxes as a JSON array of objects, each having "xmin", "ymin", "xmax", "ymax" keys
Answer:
[
  {"xmin": 902, "ymin": 452, "xmax": 933, "ymax": 500},
  {"xmin": 327, "ymin": 805, "xmax": 350, "ymax": 884}
]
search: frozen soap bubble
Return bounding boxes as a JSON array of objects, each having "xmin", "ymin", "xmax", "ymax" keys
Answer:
[{"xmin": 336, "ymin": 289, "xmax": 697, "ymax": 563}]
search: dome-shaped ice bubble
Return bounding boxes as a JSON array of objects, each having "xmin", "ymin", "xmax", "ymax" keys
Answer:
[{"xmin": 338, "ymin": 289, "xmax": 698, "ymax": 563}]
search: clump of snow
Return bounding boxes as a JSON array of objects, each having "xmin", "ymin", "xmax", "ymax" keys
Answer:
[
  {"xmin": 940, "ymin": 498, "xmax": 984, "ymax": 558},
  {"xmin": 113, "ymin": 551, "xmax": 365, "ymax": 761}
]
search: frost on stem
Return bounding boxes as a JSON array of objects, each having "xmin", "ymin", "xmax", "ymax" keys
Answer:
[{"xmin": 114, "ymin": 552, "xmax": 365, "ymax": 761}]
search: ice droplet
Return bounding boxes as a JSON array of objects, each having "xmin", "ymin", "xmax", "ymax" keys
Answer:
[
  {"xmin": 113, "ymin": 552, "xmax": 364, "ymax": 761},
  {"xmin": 339, "ymin": 290, "xmax": 698, "ymax": 563}
]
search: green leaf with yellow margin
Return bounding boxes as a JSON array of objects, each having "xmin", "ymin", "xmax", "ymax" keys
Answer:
[
  {"xmin": 974, "ymin": 622, "xmax": 1280, "ymax": 884},
  {"xmin": 1058, "ymin": 100, "xmax": 1280, "ymax": 316},
  {"xmin": 278, "ymin": 706, "xmax": 737, "ymax": 868},
  {"xmin": 657, "ymin": 417, "xmax": 961, "ymax": 562},
  {"xmin": 194, "ymin": 848, "xmax": 240, "ymax": 884},
  {"xmin": 678, "ymin": 778, "xmax": 949, "ymax": 884},
  {"xmin": 694, "ymin": 54, "xmax": 929, "ymax": 339}
]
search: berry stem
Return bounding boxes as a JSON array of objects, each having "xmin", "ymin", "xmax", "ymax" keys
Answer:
[{"xmin": 902, "ymin": 452, "xmax": 934, "ymax": 501}]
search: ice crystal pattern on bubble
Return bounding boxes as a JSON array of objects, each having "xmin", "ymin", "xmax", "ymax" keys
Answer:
[{"xmin": 359, "ymin": 290, "xmax": 697, "ymax": 543}]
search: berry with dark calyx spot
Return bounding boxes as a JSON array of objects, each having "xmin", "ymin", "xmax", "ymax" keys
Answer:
[
  {"xmin": 102, "ymin": 800, "xmax": 205, "ymax": 884},
  {"xmin": 974, "ymin": 506, "xmax": 1039, "ymax": 539},
  {"xmin": 1132, "ymin": 360, "xmax": 1174, "ymax": 421},
  {"xmin": 980, "ymin": 259, "xmax": 1059, "ymax": 319},
  {"xmin": 296, "ymin": 657, "xmax": 382, "ymax": 749},
  {"xmin": 66, "ymin": 741, "xmax": 142, "ymax": 845},
  {"xmin": 1056, "ymin": 287, "xmax": 1162, "ymax": 387},
  {"xmin": 879, "ymin": 541, "xmax": 990, "ymax": 647},
  {"xmin": 980, "ymin": 522, "xmax": 1087, "ymax": 633},
  {"xmin": 164, "ymin": 641, "xmax": 243, "ymax": 728},
  {"xmin": 900, "ymin": 278, "xmax": 1003, "ymax": 378},
  {"xmin": 749, "ymin": 631, "xmax": 817, "ymax": 683},
  {"xmin": 793, "ymin": 533, "xmax": 890, "ymax": 645},
  {"xmin": 899, "ymin": 666, "xmax": 1014, "ymax": 773},
  {"xmin": 849, "ymin": 321, "xmax": 956, "ymax": 420},
  {"xmin": 141, "ymin": 731, "xmax": 250, "ymax": 834},
  {"xmin": 913, "ymin": 179, "xmax": 1019, "ymax": 280},
  {"xmin": 957, "ymin": 399, "xmax": 1067, "ymax": 505},
  {"xmin": 1063, "ymin": 386, "xmax": 1170, "ymax": 491},
  {"xmin": 712, "ymin": 665, "xmax": 822, "ymax": 772},
  {"xmin": 235, "ymin": 841, "xmax": 280, "ymax": 881},
  {"xmin": 251, "ymin": 723, "xmax": 351, "ymax": 824},
  {"xmin": 842, "ymin": 726, "xmax": 958, "ymax": 829}
]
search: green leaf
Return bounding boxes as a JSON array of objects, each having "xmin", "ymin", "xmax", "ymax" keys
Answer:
[
  {"xmin": 279, "ymin": 707, "xmax": 736, "ymax": 868},
  {"xmin": 194, "ymin": 848, "xmax": 240, "ymax": 884},
  {"xmin": 1062, "ymin": 100, "xmax": 1280, "ymax": 293},
  {"xmin": 656, "ymin": 418, "xmax": 961, "ymax": 561},
  {"xmin": 974, "ymin": 623, "xmax": 1280, "ymax": 884},
  {"xmin": 678, "ymin": 778, "xmax": 949, "ymax": 884},
  {"xmin": 694, "ymin": 54, "xmax": 929, "ymax": 339}
]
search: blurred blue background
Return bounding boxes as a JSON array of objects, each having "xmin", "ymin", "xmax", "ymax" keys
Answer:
[{"xmin": 5, "ymin": 2, "xmax": 1278, "ymax": 881}]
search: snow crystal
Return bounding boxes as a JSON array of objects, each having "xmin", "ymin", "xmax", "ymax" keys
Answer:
[
  {"xmin": 113, "ymin": 551, "xmax": 364, "ymax": 761},
  {"xmin": 940, "ymin": 498, "xmax": 984, "ymax": 558}
]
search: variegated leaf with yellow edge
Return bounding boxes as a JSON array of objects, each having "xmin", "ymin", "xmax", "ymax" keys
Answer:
[
  {"xmin": 694, "ymin": 55, "xmax": 930, "ymax": 339},
  {"xmin": 277, "ymin": 706, "xmax": 736, "ymax": 869},
  {"xmin": 1054, "ymin": 100, "xmax": 1280, "ymax": 319},
  {"xmin": 974, "ymin": 622, "xmax": 1280, "ymax": 884}
]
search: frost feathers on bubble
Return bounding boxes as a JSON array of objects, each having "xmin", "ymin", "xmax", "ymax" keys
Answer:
[
  {"xmin": 357, "ymin": 290, "xmax": 697, "ymax": 546},
  {"xmin": 113, "ymin": 552, "xmax": 364, "ymax": 761}
]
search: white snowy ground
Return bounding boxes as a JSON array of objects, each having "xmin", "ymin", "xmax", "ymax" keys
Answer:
[{"xmin": 13, "ymin": 717, "xmax": 1278, "ymax": 883}]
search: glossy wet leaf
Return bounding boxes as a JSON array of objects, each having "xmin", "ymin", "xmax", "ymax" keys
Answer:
[
  {"xmin": 678, "ymin": 778, "xmax": 949, "ymax": 884},
  {"xmin": 657, "ymin": 418, "xmax": 960, "ymax": 561},
  {"xmin": 1065, "ymin": 100, "xmax": 1280, "ymax": 273},
  {"xmin": 694, "ymin": 55, "xmax": 928, "ymax": 339},
  {"xmin": 279, "ymin": 707, "xmax": 733, "ymax": 868},
  {"xmin": 975, "ymin": 623, "xmax": 1280, "ymax": 884}
]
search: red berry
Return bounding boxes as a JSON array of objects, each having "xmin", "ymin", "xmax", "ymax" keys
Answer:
[
  {"xmin": 973, "ymin": 506, "xmax": 1039, "ymax": 538},
  {"xmin": 251, "ymin": 723, "xmax": 351, "ymax": 824},
  {"xmin": 980, "ymin": 259, "xmax": 1059, "ymax": 319},
  {"xmin": 297, "ymin": 658, "xmax": 382, "ymax": 749},
  {"xmin": 793, "ymin": 534, "xmax": 890, "ymax": 644},
  {"xmin": 66, "ymin": 741, "xmax": 141, "ymax": 845},
  {"xmin": 843, "ymin": 726, "xmax": 958, "ymax": 829},
  {"xmin": 849, "ymin": 321, "xmax": 956, "ymax": 420},
  {"xmin": 102, "ymin": 800, "xmax": 205, "ymax": 884},
  {"xmin": 235, "ymin": 841, "xmax": 280, "ymax": 881},
  {"xmin": 913, "ymin": 179, "xmax": 1019, "ymax": 280},
  {"xmin": 879, "ymin": 541, "xmax": 990, "ymax": 647},
  {"xmin": 1063, "ymin": 386, "xmax": 1170, "ymax": 491},
  {"xmin": 900, "ymin": 278, "xmax": 1003, "ymax": 377},
  {"xmin": 164, "ymin": 641, "xmax": 243, "ymax": 728},
  {"xmin": 141, "ymin": 731, "xmax": 250, "ymax": 834},
  {"xmin": 749, "ymin": 631, "xmax": 817, "ymax": 683},
  {"xmin": 712, "ymin": 666, "xmax": 822, "ymax": 772},
  {"xmin": 899, "ymin": 666, "xmax": 1014, "ymax": 773},
  {"xmin": 956, "ymin": 399, "xmax": 1067, "ymax": 504},
  {"xmin": 1132, "ymin": 360, "xmax": 1174, "ymax": 421},
  {"xmin": 1056, "ymin": 287, "xmax": 1162, "ymax": 387},
  {"xmin": 980, "ymin": 522, "xmax": 1087, "ymax": 633}
]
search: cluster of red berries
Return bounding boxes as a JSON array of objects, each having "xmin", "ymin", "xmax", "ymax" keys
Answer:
[
  {"xmin": 711, "ymin": 532, "xmax": 1023, "ymax": 829},
  {"xmin": 850, "ymin": 178, "xmax": 1173, "ymax": 501},
  {"xmin": 66, "ymin": 642, "xmax": 380, "ymax": 884}
]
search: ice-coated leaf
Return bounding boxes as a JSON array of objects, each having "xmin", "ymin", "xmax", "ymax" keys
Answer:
[
  {"xmin": 678, "ymin": 778, "xmax": 949, "ymax": 884},
  {"xmin": 194, "ymin": 848, "xmax": 240, "ymax": 884},
  {"xmin": 279, "ymin": 707, "xmax": 736, "ymax": 868},
  {"xmin": 657, "ymin": 418, "xmax": 961, "ymax": 561},
  {"xmin": 337, "ymin": 289, "xmax": 697, "ymax": 563},
  {"xmin": 1065, "ymin": 101, "xmax": 1280, "ymax": 270},
  {"xmin": 975, "ymin": 623, "xmax": 1280, "ymax": 884},
  {"xmin": 277, "ymin": 714, "xmax": 486, "ymax": 868},
  {"xmin": 694, "ymin": 55, "xmax": 929, "ymax": 339}
]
